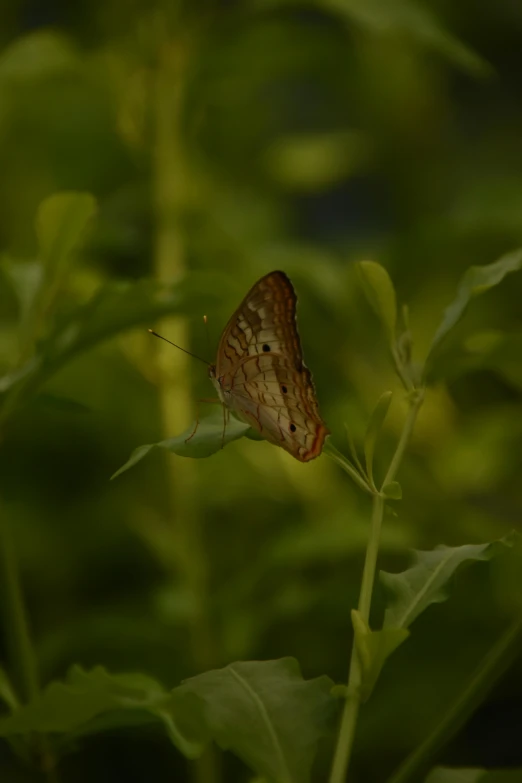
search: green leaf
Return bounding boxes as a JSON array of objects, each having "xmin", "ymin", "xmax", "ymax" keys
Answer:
[
  {"xmin": 0, "ymin": 257, "xmax": 43, "ymax": 321},
  {"xmin": 426, "ymin": 250, "xmax": 522, "ymax": 366},
  {"xmin": 381, "ymin": 534, "xmax": 517, "ymax": 629},
  {"xmin": 36, "ymin": 191, "xmax": 97, "ymax": 276},
  {"xmin": 255, "ymin": 0, "xmax": 491, "ymax": 76},
  {"xmin": 0, "ymin": 665, "xmax": 18, "ymax": 713},
  {"xmin": 364, "ymin": 391, "xmax": 392, "ymax": 487},
  {"xmin": 323, "ymin": 441, "xmax": 373, "ymax": 495},
  {"xmin": 0, "ymin": 30, "xmax": 79, "ymax": 83},
  {"xmin": 351, "ymin": 611, "xmax": 409, "ymax": 701},
  {"xmin": 12, "ymin": 193, "xmax": 98, "ymax": 362},
  {"xmin": 344, "ymin": 423, "xmax": 365, "ymax": 477},
  {"xmin": 332, "ymin": 0, "xmax": 490, "ymax": 75},
  {"xmin": 382, "ymin": 481, "xmax": 402, "ymax": 500},
  {"xmin": 357, "ymin": 262, "xmax": 397, "ymax": 344},
  {"xmin": 0, "ymin": 273, "xmax": 224, "ymax": 421},
  {"xmin": 0, "ymin": 665, "xmax": 200, "ymax": 758},
  {"xmin": 169, "ymin": 658, "xmax": 337, "ymax": 783},
  {"xmin": 244, "ymin": 428, "xmax": 265, "ymax": 442},
  {"xmin": 112, "ymin": 413, "xmax": 254, "ymax": 478}
]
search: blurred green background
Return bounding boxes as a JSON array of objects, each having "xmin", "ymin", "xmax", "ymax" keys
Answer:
[{"xmin": 1, "ymin": 1, "xmax": 522, "ymax": 781}]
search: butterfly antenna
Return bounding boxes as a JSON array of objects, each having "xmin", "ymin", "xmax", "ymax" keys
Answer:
[{"xmin": 148, "ymin": 330, "xmax": 211, "ymax": 366}]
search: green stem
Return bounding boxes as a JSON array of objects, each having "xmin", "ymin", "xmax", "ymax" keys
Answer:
[
  {"xmin": 329, "ymin": 389, "xmax": 425, "ymax": 783},
  {"xmin": 0, "ymin": 518, "xmax": 38, "ymax": 705},
  {"xmin": 153, "ymin": 17, "xmax": 216, "ymax": 674},
  {"xmin": 382, "ymin": 388, "xmax": 424, "ymax": 489},
  {"xmin": 391, "ymin": 345, "xmax": 414, "ymax": 393},
  {"xmin": 324, "ymin": 442, "xmax": 372, "ymax": 495},
  {"xmin": 329, "ymin": 494, "xmax": 383, "ymax": 783},
  {"xmin": 388, "ymin": 616, "xmax": 522, "ymax": 783},
  {"xmin": 152, "ymin": 22, "xmax": 219, "ymax": 783},
  {"xmin": 0, "ymin": 514, "xmax": 61, "ymax": 783}
]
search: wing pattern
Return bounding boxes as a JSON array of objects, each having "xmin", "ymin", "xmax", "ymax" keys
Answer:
[{"xmin": 215, "ymin": 271, "xmax": 329, "ymax": 462}]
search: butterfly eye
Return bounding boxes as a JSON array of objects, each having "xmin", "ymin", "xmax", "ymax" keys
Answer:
[
  {"xmin": 262, "ymin": 344, "xmax": 271, "ymax": 352},
  {"xmin": 290, "ymin": 423, "xmax": 296, "ymax": 433},
  {"xmin": 281, "ymin": 385, "xmax": 288, "ymax": 394}
]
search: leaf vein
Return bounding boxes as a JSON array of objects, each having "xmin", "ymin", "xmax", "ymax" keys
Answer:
[{"xmin": 228, "ymin": 666, "xmax": 293, "ymax": 783}]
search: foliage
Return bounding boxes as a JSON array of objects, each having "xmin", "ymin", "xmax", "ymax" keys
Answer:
[{"xmin": 0, "ymin": 2, "xmax": 522, "ymax": 783}]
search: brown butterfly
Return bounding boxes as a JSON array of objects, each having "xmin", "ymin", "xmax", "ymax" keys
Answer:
[{"xmin": 206, "ymin": 271, "xmax": 329, "ymax": 461}]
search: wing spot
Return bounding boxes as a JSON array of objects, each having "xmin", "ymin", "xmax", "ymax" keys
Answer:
[
  {"xmin": 282, "ymin": 385, "xmax": 288, "ymax": 393},
  {"xmin": 290, "ymin": 423, "xmax": 296, "ymax": 433},
  {"xmin": 262, "ymin": 344, "xmax": 271, "ymax": 352}
]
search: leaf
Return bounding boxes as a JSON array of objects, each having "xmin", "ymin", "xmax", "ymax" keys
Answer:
[
  {"xmin": 323, "ymin": 441, "xmax": 373, "ymax": 495},
  {"xmin": 244, "ymin": 428, "xmax": 265, "ymax": 442},
  {"xmin": 111, "ymin": 413, "xmax": 253, "ymax": 478},
  {"xmin": 36, "ymin": 192, "xmax": 97, "ymax": 277},
  {"xmin": 426, "ymin": 250, "xmax": 522, "ymax": 365},
  {"xmin": 330, "ymin": 0, "xmax": 490, "ymax": 75},
  {"xmin": 344, "ymin": 423, "xmax": 365, "ymax": 477},
  {"xmin": 10, "ymin": 193, "xmax": 98, "ymax": 363},
  {"xmin": 351, "ymin": 611, "xmax": 409, "ymax": 701},
  {"xmin": 357, "ymin": 262, "xmax": 397, "ymax": 344},
  {"xmin": 0, "ymin": 257, "xmax": 43, "ymax": 321},
  {"xmin": 381, "ymin": 534, "xmax": 517, "ymax": 629},
  {"xmin": 0, "ymin": 273, "xmax": 224, "ymax": 420},
  {"xmin": 382, "ymin": 481, "xmax": 402, "ymax": 500},
  {"xmin": 255, "ymin": 0, "xmax": 491, "ymax": 76},
  {"xmin": 0, "ymin": 30, "xmax": 79, "ymax": 83},
  {"xmin": 364, "ymin": 391, "xmax": 392, "ymax": 487},
  {"xmin": 0, "ymin": 666, "xmax": 18, "ymax": 713},
  {"xmin": 0, "ymin": 665, "xmax": 200, "ymax": 758},
  {"xmin": 169, "ymin": 658, "xmax": 337, "ymax": 783}
]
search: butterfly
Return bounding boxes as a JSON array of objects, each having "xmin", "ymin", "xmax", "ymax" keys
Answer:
[{"xmin": 207, "ymin": 271, "xmax": 329, "ymax": 462}]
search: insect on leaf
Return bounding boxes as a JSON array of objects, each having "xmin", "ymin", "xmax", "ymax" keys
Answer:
[{"xmin": 111, "ymin": 413, "xmax": 253, "ymax": 479}]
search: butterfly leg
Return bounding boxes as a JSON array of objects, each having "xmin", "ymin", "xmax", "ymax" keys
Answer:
[
  {"xmin": 220, "ymin": 402, "xmax": 230, "ymax": 450},
  {"xmin": 185, "ymin": 398, "xmax": 221, "ymax": 444}
]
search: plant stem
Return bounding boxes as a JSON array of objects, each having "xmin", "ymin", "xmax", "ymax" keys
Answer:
[
  {"xmin": 329, "ymin": 494, "xmax": 383, "ymax": 783},
  {"xmin": 0, "ymin": 516, "xmax": 38, "ymax": 705},
  {"xmin": 153, "ymin": 16, "xmax": 215, "ymax": 672},
  {"xmin": 0, "ymin": 511, "xmax": 59, "ymax": 782},
  {"xmin": 382, "ymin": 388, "xmax": 424, "ymax": 488},
  {"xmin": 391, "ymin": 345, "xmax": 414, "ymax": 393},
  {"xmin": 324, "ymin": 442, "xmax": 372, "ymax": 495},
  {"xmin": 152, "ymin": 22, "xmax": 219, "ymax": 783},
  {"xmin": 388, "ymin": 616, "xmax": 522, "ymax": 783},
  {"xmin": 329, "ymin": 389, "xmax": 425, "ymax": 783}
]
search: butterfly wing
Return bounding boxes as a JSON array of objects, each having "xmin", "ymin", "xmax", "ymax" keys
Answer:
[
  {"xmin": 229, "ymin": 352, "xmax": 329, "ymax": 461},
  {"xmin": 215, "ymin": 271, "xmax": 329, "ymax": 461}
]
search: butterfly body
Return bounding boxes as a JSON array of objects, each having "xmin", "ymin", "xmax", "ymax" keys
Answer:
[{"xmin": 210, "ymin": 271, "xmax": 329, "ymax": 462}]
